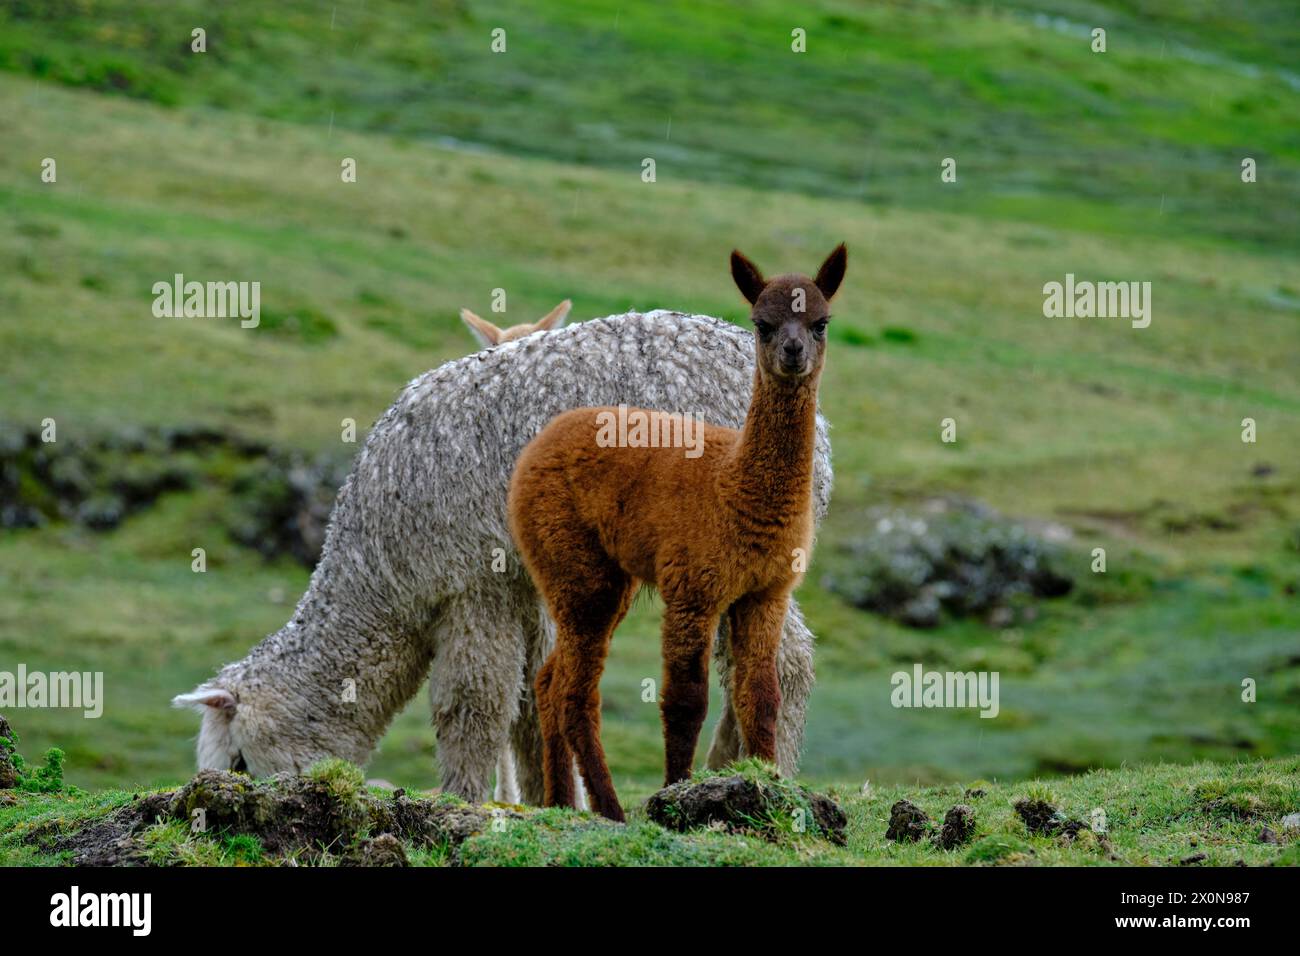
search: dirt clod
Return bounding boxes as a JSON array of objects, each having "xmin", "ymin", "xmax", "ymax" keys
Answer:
[
  {"xmin": 934, "ymin": 804, "xmax": 976, "ymax": 849},
  {"xmin": 886, "ymin": 799, "xmax": 931, "ymax": 842},
  {"xmin": 646, "ymin": 773, "xmax": 846, "ymax": 845},
  {"xmin": 1015, "ymin": 798, "xmax": 1065, "ymax": 836}
]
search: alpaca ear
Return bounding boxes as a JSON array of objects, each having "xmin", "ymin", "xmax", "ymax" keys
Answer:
[
  {"xmin": 173, "ymin": 687, "xmax": 236, "ymax": 715},
  {"xmin": 814, "ymin": 243, "xmax": 847, "ymax": 300},
  {"xmin": 460, "ymin": 308, "xmax": 503, "ymax": 347},
  {"xmin": 730, "ymin": 250, "xmax": 766, "ymax": 305},
  {"xmin": 533, "ymin": 299, "xmax": 572, "ymax": 332}
]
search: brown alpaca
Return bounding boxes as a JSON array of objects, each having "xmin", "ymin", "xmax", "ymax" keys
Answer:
[
  {"xmin": 460, "ymin": 300, "xmax": 571, "ymax": 348},
  {"xmin": 507, "ymin": 244, "xmax": 846, "ymax": 821}
]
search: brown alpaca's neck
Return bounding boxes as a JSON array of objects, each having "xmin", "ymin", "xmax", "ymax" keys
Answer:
[{"xmin": 724, "ymin": 368, "xmax": 819, "ymax": 524}]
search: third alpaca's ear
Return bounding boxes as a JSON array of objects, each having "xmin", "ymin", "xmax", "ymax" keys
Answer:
[
  {"xmin": 533, "ymin": 299, "xmax": 572, "ymax": 332},
  {"xmin": 460, "ymin": 308, "xmax": 503, "ymax": 347},
  {"xmin": 814, "ymin": 243, "xmax": 847, "ymax": 300},
  {"xmin": 730, "ymin": 250, "xmax": 766, "ymax": 305}
]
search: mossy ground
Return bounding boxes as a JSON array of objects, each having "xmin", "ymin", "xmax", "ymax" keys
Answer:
[{"xmin": 3, "ymin": 756, "xmax": 1296, "ymax": 867}]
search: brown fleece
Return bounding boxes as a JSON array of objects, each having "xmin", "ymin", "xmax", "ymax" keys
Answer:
[{"xmin": 508, "ymin": 245, "xmax": 846, "ymax": 821}]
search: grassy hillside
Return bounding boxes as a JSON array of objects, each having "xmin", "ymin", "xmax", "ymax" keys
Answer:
[
  {"xmin": 1, "ymin": 0, "xmax": 1297, "ymax": 246},
  {"xmin": 0, "ymin": 1, "xmax": 1297, "ymax": 808}
]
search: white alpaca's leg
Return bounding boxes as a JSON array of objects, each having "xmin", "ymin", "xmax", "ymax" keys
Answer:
[
  {"xmin": 493, "ymin": 749, "xmax": 519, "ymax": 804},
  {"xmin": 707, "ymin": 597, "xmax": 815, "ymax": 778},
  {"xmin": 429, "ymin": 595, "xmax": 524, "ymax": 802},
  {"xmin": 509, "ymin": 605, "xmax": 549, "ymax": 806}
]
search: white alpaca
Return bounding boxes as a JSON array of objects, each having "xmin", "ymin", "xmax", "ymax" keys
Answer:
[{"xmin": 175, "ymin": 311, "xmax": 832, "ymax": 804}]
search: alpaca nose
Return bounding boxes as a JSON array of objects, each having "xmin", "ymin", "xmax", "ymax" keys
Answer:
[{"xmin": 783, "ymin": 340, "xmax": 804, "ymax": 360}]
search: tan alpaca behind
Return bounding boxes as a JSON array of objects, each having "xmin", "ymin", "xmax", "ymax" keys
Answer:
[
  {"xmin": 508, "ymin": 245, "xmax": 846, "ymax": 822},
  {"xmin": 460, "ymin": 300, "xmax": 571, "ymax": 348}
]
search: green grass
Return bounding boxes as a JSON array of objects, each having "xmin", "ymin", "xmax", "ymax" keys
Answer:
[{"xmin": 0, "ymin": 1, "xmax": 1297, "ymax": 853}]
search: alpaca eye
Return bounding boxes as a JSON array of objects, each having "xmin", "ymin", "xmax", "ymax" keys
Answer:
[
  {"xmin": 812, "ymin": 320, "xmax": 828, "ymax": 337},
  {"xmin": 755, "ymin": 321, "xmax": 774, "ymax": 339}
]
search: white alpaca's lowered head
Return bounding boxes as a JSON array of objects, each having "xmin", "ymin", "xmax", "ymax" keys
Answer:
[{"xmin": 172, "ymin": 680, "xmax": 352, "ymax": 776}]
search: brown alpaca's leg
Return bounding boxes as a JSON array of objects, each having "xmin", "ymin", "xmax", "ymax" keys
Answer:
[
  {"xmin": 728, "ymin": 593, "xmax": 788, "ymax": 767},
  {"xmin": 548, "ymin": 566, "xmax": 635, "ymax": 822},
  {"xmin": 660, "ymin": 605, "xmax": 719, "ymax": 785},
  {"xmin": 535, "ymin": 654, "xmax": 575, "ymax": 809}
]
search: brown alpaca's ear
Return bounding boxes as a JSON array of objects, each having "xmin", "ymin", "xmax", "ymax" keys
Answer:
[
  {"xmin": 533, "ymin": 299, "xmax": 572, "ymax": 332},
  {"xmin": 730, "ymin": 250, "xmax": 767, "ymax": 305},
  {"xmin": 814, "ymin": 243, "xmax": 847, "ymax": 301},
  {"xmin": 460, "ymin": 308, "xmax": 503, "ymax": 348}
]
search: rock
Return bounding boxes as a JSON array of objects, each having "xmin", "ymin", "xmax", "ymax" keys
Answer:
[
  {"xmin": 935, "ymin": 805, "xmax": 976, "ymax": 849},
  {"xmin": 226, "ymin": 451, "xmax": 350, "ymax": 567},
  {"xmin": 646, "ymin": 773, "xmax": 846, "ymax": 845},
  {"xmin": 341, "ymin": 833, "xmax": 408, "ymax": 867},
  {"xmin": 822, "ymin": 497, "xmax": 1073, "ymax": 629},
  {"xmin": 886, "ymin": 799, "xmax": 930, "ymax": 842},
  {"xmin": 0, "ymin": 715, "xmax": 17, "ymax": 790},
  {"xmin": 0, "ymin": 420, "xmax": 345, "ymax": 568},
  {"xmin": 1281, "ymin": 813, "xmax": 1300, "ymax": 832}
]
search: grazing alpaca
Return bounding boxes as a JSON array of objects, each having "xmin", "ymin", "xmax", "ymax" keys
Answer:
[
  {"xmin": 509, "ymin": 245, "xmax": 845, "ymax": 821},
  {"xmin": 174, "ymin": 310, "xmax": 832, "ymax": 804},
  {"xmin": 460, "ymin": 300, "xmax": 571, "ymax": 348}
]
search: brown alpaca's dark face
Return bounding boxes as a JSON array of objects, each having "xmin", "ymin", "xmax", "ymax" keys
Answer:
[
  {"xmin": 730, "ymin": 244, "xmax": 847, "ymax": 384},
  {"xmin": 751, "ymin": 277, "xmax": 830, "ymax": 380}
]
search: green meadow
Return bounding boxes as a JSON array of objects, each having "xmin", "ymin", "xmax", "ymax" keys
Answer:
[{"xmin": 0, "ymin": 1, "xmax": 1297, "ymax": 863}]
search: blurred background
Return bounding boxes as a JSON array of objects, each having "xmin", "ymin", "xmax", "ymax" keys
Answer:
[{"xmin": 0, "ymin": 0, "xmax": 1297, "ymax": 797}]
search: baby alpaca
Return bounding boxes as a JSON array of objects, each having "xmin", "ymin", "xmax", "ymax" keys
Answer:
[
  {"xmin": 508, "ymin": 244, "xmax": 846, "ymax": 820},
  {"xmin": 460, "ymin": 300, "xmax": 571, "ymax": 348}
]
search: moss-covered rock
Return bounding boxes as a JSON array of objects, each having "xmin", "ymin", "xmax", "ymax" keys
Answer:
[
  {"xmin": 0, "ymin": 715, "xmax": 18, "ymax": 790},
  {"xmin": 823, "ymin": 497, "xmax": 1073, "ymax": 628},
  {"xmin": 27, "ymin": 762, "xmax": 525, "ymax": 866},
  {"xmin": 645, "ymin": 762, "xmax": 846, "ymax": 845}
]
